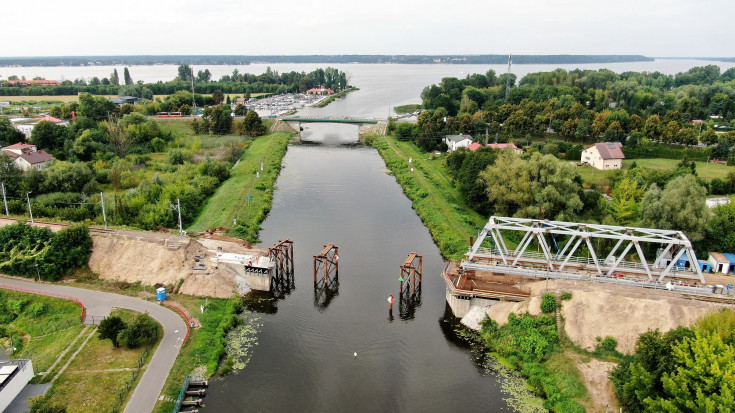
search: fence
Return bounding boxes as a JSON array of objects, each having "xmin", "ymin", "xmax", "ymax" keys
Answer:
[
  {"xmin": 172, "ymin": 374, "xmax": 191, "ymax": 413},
  {"xmin": 27, "ymin": 318, "xmax": 79, "ymax": 338},
  {"xmin": 0, "ymin": 283, "xmax": 85, "ymax": 322},
  {"xmin": 109, "ymin": 346, "xmax": 151, "ymax": 413},
  {"xmin": 162, "ymin": 301, "xmax": 192, "ymax": 346}
]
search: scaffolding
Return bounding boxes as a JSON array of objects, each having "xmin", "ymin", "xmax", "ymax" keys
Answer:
[
  {"xmin": 399, "ymin": 252, "xmax": 423, "ymax": 295},
  {"xmin": 465, "ymin": 216, "xmax": 706, "ymax": 288},
  {"xmin": 313, "ymin": 243, "xmax": 339, "ymax": 284}
]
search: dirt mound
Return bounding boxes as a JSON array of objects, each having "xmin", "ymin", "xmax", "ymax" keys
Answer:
[
  {"xmin": 88, "ymin": 230, "xmax": 264, "ymax": 298},
  {"xmin": 483, "ymin": 279, "xmax": 725, "ymax": 354}
]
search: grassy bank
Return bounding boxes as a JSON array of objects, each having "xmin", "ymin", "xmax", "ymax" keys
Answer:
[
  {"xmin": 154, "ymin": 295, "xmax": 243, "ymax": 413},
  {"xmin": 312, "ymin": 87, "xmax": 359, "ymax": 108},
  {"xmin": 372, "ymin": 136, "xmax": 486, "ymax": 258},
  {"xmin": 187, "ymin": 131, "xmax": 291, "ymax": 241},
  {"xmin": 394, "ymin": 104, "xmax": 421, "ymax": 114}
]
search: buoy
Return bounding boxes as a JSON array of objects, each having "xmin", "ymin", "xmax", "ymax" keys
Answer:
[{"xmin": 354, "ymin": 352, "xmax": 357, "ymax": 358}]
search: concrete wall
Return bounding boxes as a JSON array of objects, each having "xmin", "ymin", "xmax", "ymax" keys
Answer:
[
  {"xmin": 0, "ymin": 359, "xmax": 33, "ymax": 413},
  {"xmin": 245, "ymin": 271, "xmax": 272, "ymax": 292},
  {"xmin": 446, "ymin": 289, "xmax": 471, "ymax": 318}
]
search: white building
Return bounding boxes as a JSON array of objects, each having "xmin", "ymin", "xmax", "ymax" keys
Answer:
[
  {"xmin": 1, "ymin": 142, "xmax": 54, "ymax": 171},
  {"xmin": 582, "ymin": 142, "xmax": 625, "ymax": 170},
  {"xmin": 0, "ymin": 359, "xmax": 34, "ymax": 412},
  {"xmin": 444, "ymin": 134, "xmax": 473, "ymax": 152}
]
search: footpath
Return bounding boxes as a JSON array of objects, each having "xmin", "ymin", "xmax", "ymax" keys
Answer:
[{"xmin": 0, "ymin": 276, "xmax": 187, "ymax": 413}]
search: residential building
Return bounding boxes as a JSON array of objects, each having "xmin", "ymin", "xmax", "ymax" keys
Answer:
[
  {"xmin": 445, "ymin": 134, "xmax": 473, "ymax": 152},
  {"xmin": 306, "ymin": 86, "xmax": 334, "ymax": 95},
  {"xmin": 110, "ymin": 96, "xmax": 140, "ymax": 106},
  {"xmin": 10, "ymin": 115, "xmax": 67, "ymax": 138},
  {"xmin": 1, "ymin": 142, "xmax": 54, "ymax": 171},
  {"xmin": 581, "ymin": 142, "xmax": 625, "ymax": 170}
]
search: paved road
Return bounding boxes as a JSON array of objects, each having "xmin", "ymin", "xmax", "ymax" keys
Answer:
[{"xmin": 0, "ymin": 276, "xmax": 187, "ymax": 413}]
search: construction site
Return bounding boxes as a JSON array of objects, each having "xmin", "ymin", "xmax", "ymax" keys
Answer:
[{"xmin": 445, "ymin": 216, "xmax": 734, "ymax": 351}]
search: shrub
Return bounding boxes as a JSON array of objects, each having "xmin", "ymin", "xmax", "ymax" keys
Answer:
[
  {"xmin": 6, "ymin": 299, "xmax": 29, "ymax": 315},
  {"xmin": 541, "ymin": 293, "xmax": 557, "ymax": 313},
  {"xmin": 560, "ymin": 291, "xmax": 573, "ymax": 301},
  {"xmin": 119, "ymin": 313, "xmax": 158, "ymax": 349},
  {"xmin": 26, "ymin": 302, "xmax": 47, "ymax": 317},
  {"xmin": 600, "ymin": 336, "xmax": 618, "ymax": 352}
]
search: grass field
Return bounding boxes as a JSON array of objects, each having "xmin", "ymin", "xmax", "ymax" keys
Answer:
[
  {"xmin": 373, "ymin": 136, "xmax": 486, "ymax": 258},
  {"xmin": 576, "ymin": 158, "xmax": 735, "ymax": 189},
  {"xmin": 187, "ymin": 131, "xmax": 291, "ymax": 237},
  {"xmin": 46, "ymin": 308, "xmax": 161, "ymax": 413}
]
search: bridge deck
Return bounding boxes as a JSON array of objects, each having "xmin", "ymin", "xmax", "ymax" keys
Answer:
[{"xmin": 281, "ymin": 117, "xmax": 379, "ymax": 124}]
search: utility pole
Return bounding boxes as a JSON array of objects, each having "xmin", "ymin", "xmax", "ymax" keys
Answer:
[
  {"xmin": 26, "ymin": 191, "xmax": 33, "ymax": 224},
  {"xmin": 504, "ymin": 54, "xmax": 513, "ymax": 103},
  {"xmin": 100, "ymin": 192, "xmax": 107, "ymax": 229},
  {"xmin": 1, "ymin": 182, "xmax": 8, "ymax": 216},
  {"xmin": 176, "ymin": 198, "xmax": 184, "ymax": 236},
  {"xmin": 191, "ymin": 66, "xmax": 196, "ymax": 111}
]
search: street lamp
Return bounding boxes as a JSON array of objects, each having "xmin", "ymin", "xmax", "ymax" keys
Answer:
[
  {"xmin": 26, "ymin": 191, "xmax": 33, "ymax": 224},
  {"xmin": 35, "ymin": 263, "xmax": 40, "ymax": 282}
]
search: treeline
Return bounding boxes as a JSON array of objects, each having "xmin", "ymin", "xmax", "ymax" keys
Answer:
[
  {"xmin": 0, "ymin": 223, "xmax": 92, "ymax": 280},
  {"xmin": 0, "ymin": 54, "xmax": 654, "ymax": 66},
  {"xmin": 610, "ymin": 309, "xmax": 735, "ymax": 412},
  {"xmin": 0, "ymin": 66, "xmax": 350, "ymax": 97}
]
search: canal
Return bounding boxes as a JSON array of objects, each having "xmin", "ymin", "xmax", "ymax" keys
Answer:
[{"xmin": 200, "ymin": 126, "xmax": 510, "ymax": 411}]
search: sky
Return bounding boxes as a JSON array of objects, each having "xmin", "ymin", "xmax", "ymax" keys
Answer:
[{"xmin": 5, "ymin": 0, "xmax": 734, "ymax": 57}]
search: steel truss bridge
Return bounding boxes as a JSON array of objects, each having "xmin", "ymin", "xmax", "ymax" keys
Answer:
[{"xmin": 463, "ymin": 216, "xmax": 710, "ymax": 294}]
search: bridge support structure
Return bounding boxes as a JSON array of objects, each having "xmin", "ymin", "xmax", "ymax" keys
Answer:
[
  {"xmin": 314, "ymin": 243, "xmax": 339, "ymax": 285},
  {"xmin": 399, "ymin": 252, "xmax": 422, "ymax": 295}
]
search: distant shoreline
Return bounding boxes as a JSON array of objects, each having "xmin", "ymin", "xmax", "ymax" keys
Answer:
[{"xmin": 0, "ymin": 54, "xmax": 660, "ymax": 67}]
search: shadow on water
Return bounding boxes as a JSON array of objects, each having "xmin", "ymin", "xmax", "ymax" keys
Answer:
[
  {"xmin": 242, "ymin": 269, "xmax": 295, "ymax": 315},
  {"xmin": 313, "ymin": 276, "xmax": 340, "ymax": 312},
  {"xmin": 438, "ymin": 303, "xmax": 494, "ymax": 375},
  {"xmin": 398, "ymin": 285, "xmax": 422, "ymax": 321}
]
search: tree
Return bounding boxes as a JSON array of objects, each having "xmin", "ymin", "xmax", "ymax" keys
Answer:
[
  {"xmin": 702, "ymin": 203, "xmax": 735, "ymax": 253},
  {"xmin": 644, "ymin": 115, "xmax": 662, "ymax": 141},
  {"xmin": 101, "ymin": 115, "xmax": 132, "ymax": 157},
  {"xmin": 98, "ymin": 315, "xmax": 127, "ymax": 348},
  {"xmin": 647, "ymin": 332, "xmax": 735, "ymax": 412},
  {"xmin": 0, "ymin": 116, "xmax": 25, "ymax": 146},
  {"xmin": 609, "ymin": 178, "xmax": 645, "ymax": 225},
  {"xmin": 110, "ymin": 69, "xmax": 119, "ymax": 86},
  {"xmin": 123, "ymin": 67, "xmax": 133, "ymax": 85},
  {"xmin": 78, "ymin": 93, "xmax": 117, "ymax": 121},
  {"xmin": 212, "ymin": 90, "xmax": 225, "ymax": 105},
  {"xmin": 239, "ymin": 110, "xmax": 266, "ymax": 137},
  {"xmin": 43, "ymin": 161, "xmax": 94, "ymax": 193},
  {"xmin": 480, "ymin": 151, "xmax": 583, "ymax": 221},
  {"xmin": 119, "ymin": 313, "xmax": 158, "ymax": 349},
  {"xmin": 30, "ymin": 121, "xmax": 65, "ymax": 152},
  {"xmin": 639, "ymin": 175, "xmax": 708, "ymax": 241},
  {"xmin": 177, "ymin": 64, "xmax": 192, "ymax": 82},
  {"xmin": 202, "ymin": 105, "xmax": 232, "ymax": 135},
  {"xmin": 455, "ymin": 147, "xmax": 497, "ymax": 215}
]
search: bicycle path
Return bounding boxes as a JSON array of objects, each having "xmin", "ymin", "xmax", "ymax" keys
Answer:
[{"xmin": 0, "ymin": 276, "xmax": 187, "ymax": 413}]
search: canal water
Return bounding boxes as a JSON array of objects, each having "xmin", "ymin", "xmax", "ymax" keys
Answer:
[{"xmin": 200, "ymin": 128, "xmax": 510, "ymax": 411}]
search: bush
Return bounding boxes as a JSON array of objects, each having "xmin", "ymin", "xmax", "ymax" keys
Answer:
[
  {"xmin": 167, "ymin": 148, "xmax": 190, "ymax": 165},
  {"xmin": 6, "ymin": 298, "xmax": 29, "ymax": 315},
  {"xmin": 26, "ymin": 302, "xmax": 47, "ymax": 317},
  {"xmin": 600, "ymin": 336, "xmax": 618, "ymax": 352},
  {"xmin": 541, "ymin": 293, "xmax": 557, "ymax": 313},
  {"xmin": 118, "ymin": 313, "xmax": 158, "ymax": 349},
  {"xmin": 560, "ymin": 291, "xmax": 573, "ymax": 301}
]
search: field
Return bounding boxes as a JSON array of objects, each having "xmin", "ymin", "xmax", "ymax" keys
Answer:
[
  {"xmin": 45, "ymin": 308, "xmax": 161, "ymax": 413},
  {"xmin": 187, "ymin": 131, "xmax": 291, "ymax": 236},
  {"xmin": 576, "ymin": 158, "xmax": 735, "ymax": 189}
]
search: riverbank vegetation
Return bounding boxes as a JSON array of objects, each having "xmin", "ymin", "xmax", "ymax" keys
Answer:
[
  {"xmin": 312, "ymin": 87, "xmax": 359, "ymax": 108},
  {"xmin": 154, "ymin": 295, "xmax": 248, "ymax": 413},
  {"xmin": 394, "ymin": 104, "xmax": 421, "ymax": 114},
  {"xmin": 187, "ymin": 131, "xmax": 291, "ymax": 242},
  {"xmin": 372, "ymin": 135, "xmax": 486, "ymax": 258}
]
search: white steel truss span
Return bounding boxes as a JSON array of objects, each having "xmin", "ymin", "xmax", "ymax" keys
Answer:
[{"xmin": 465, "ymin": 216, "xmax": 705, "ymax": 285}]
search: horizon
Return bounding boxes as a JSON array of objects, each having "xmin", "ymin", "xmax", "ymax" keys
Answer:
[{"xmin": 3, "ymin": 0, "xmax": 733, "ymax": 57}]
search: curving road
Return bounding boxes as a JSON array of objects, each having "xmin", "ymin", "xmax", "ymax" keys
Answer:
[{"xmin": 0, "ymin": 276, "xmax": 187, "ymax": 413}]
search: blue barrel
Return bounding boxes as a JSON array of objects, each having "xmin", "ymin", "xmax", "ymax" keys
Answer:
[{"xmin": 156, "ymin": 287, "xmax": 167, "ymax": 301}]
